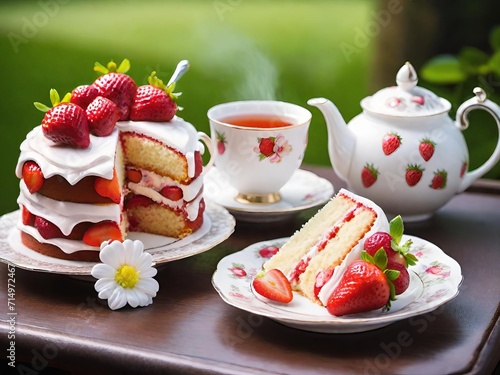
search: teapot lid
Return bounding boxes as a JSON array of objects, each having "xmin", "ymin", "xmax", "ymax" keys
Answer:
[{"xmin": 361, "ymin": 62, "xmax": 451, "ymax": 117}]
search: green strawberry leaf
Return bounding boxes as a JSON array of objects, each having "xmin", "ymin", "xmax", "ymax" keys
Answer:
[
  {"xmin": 33, "ymin": 101, "xmax": 50, "ymax": 112},
  {"xmin": 61, "ymin": 92, "xmax": 71, "ymax": 103},
  {"xmin": 49, "ymin": 89, "xmax": 60, "ymax": 107},
  {"xmin": 117, "ymin": 58, "xmax": 131, "ymax": 74},
  {"xmin": 389, "ymin": 215, "xmax": 404, "ymax": 245},
  {"xmin": 373, "ymin": 248, "xmax": 388, "ymax": 271},
  {"xmin": 94, "ymin": 61, "xmax": 109, "ymax": 75},
  {"xmin": 385, "ymin": 269, "xmax": 400, "ymax": 281}
]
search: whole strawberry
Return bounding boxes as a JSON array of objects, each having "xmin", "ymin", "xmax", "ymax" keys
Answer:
[
  {"xmin": 326, "ymin": 250, "xmax": 397, "ymax": 316},
  {"xmin": 93, "ymin": 59, "xmax": 137, "ymax": 120},
  {"xmin": 130, "ymin": 71, "xmax": 179, "ymax": 122},
  {"xmin": 382, "ymin": 132, "xmax": 401, "ymax": 155},
  {"xmin": 70, "ymin": 84, "xmax": 99, "ymax": 109},
  {"xmin": 86, "ymin": 96, "xmax": 120, "ymax": 136},
  {"xmin": 34, "ymin": 89, "xmax": 90, "ymax": 148},
  {"xmin": 361, "ymin": 163, "xmax": 379, "ymax": 188}
]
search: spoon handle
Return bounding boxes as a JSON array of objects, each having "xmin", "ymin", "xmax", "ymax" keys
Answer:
[{"xmin": 167, "ymin": 60, "xmax": 189, "ymax": 87}]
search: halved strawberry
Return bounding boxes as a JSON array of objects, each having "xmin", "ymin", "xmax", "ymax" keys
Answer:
[
  {"xmin": 22, "ymin": 161, "xmax": 44, "ymax": 194},
  {"xmin": 70, "ymin": 85, "xmax": 99, "ymax": 109},
  {"xmin": 93, "ymin": 59, "xmax": 137, "ymax": 121},
  {"xmin": 252, "ymin": 269, "xmax": 293, "ymax": 303},
  {"xmin": 94, "ymin": 170, "xmax": 121, "ymax": 204},
  {"xmin": 21, "ymin": 205, "xmax": 35, "ymax": 226},
  {"xmin": 34, "ymin": 216, "xmax": 64, "ymax": 239},
  {"xmin": 83, "ymin": 221, "xmax": 122, "ymax": 246},
  {"xmin": 126, "ymin": 168, "xmax": 142, "ymax": 183},
  {"xmin": 160, "ymin": 186, "xmax": 183, "ymax": 201},
  {"xmin": 86, "ymin": 96, "xmax": 120, "ymax": 136}
]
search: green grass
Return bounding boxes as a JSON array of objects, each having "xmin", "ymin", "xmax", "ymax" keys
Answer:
[{"xmin": 0, "ymin": 0, "xmax": 498, "ymax": 215}]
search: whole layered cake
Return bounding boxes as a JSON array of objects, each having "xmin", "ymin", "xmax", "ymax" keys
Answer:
[{"xmin": 15, "ymin": 59, "xmax": 207, "ymax": 262}]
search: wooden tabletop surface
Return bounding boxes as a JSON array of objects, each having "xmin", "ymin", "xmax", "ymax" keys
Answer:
[{"xmin": 1, "ymin": 166, "xmax": 499, "ymax": 375}]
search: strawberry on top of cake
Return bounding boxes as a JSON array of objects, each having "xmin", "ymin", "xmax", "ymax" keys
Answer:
[
  {"xmin": 254, "ymin": 189, "xmax": 417, "ymax": 316},
  {"xmin": 16, "ymin": 59, "xmax": 207, "ymax": 262}
]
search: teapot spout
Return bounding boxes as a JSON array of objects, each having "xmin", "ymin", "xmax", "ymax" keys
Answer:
[{"xmin": 307, "ymin": 98, "xmax": 355, "ymax": 182}]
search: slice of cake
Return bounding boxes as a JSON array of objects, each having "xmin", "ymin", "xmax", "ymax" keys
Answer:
[
  {"xmin": 14, "ymin": 59, "xmax": 208, "ymax": 262},
  {"xmin": 264, "ymin": 188, "xmax": 389, "ymax": 305}
]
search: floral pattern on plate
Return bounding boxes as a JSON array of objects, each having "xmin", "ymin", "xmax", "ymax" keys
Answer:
[{"xmin": 212, "ymin": 236, "xmax": 462, "ymax": 333}]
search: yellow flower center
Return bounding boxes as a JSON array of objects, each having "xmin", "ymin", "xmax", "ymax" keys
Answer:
[{"xmin": 115, "ymin": 265, "xmax": 140, "ymax": 288}]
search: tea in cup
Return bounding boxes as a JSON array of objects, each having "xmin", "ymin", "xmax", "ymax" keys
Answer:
[{"xmin": 207, "ymin": 100, "xmax": 311, "ymax": 204}]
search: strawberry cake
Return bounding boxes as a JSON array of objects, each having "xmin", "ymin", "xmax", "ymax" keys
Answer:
[
  {"xmin": 261, "ymin": 189, "xmax": 416, "ymax": 315},
  {"xmin": 15, "ymin": 59, "xmax": 207, "ymax": 262}
]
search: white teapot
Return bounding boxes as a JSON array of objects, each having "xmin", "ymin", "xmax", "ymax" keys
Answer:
[{"xmin": 308, "ymin": 62, "xmax": 500, "ymax": 221}]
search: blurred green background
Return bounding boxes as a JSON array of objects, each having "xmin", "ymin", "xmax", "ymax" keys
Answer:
[{"xmin": 1, "ymin": 0, "xmax": 499, "ymax": 215}]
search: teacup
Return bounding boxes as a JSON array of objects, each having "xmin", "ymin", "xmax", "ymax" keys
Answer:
[{"xmin": 207, "ymin": 100, "xmax": 311, "ymax": 204}]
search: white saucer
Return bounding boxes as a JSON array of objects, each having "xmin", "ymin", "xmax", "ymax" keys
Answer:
[
  {"xmin": 212, "ymin": 236, "xmax": 462, "ymax": 333},
  {"xmin": 0, "ymin": 201, "xmax": 235, "ymax": 276},
  {"xmin": 204, "ymin": 168, "xmax": 334, "ymax": 222}
]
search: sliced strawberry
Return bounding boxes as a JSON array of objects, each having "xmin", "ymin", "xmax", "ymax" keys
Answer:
[
  {"xmin": 126, "ymin": 168, "xmax": 142, "ymax": 183},
  {"xmin": 86, "ymin": 96, "xmax": 120, "ymax": 136},
  {"xmin": 94, "ymin": 170, "xmax": 121, "ymax": 204},
  {"xmin": 70, "ymin": 85, "xmax": 99, "ymax": 109},
  {"xmin": 160, "ymin": 186, "xmax": 183, "ymax": 201},
  {"xmin": 21, "ymin": 205, "xmax": 35, "ymax": 226},
  {"xmin": 83, "ymin": 221, "xmax": 122, "ymax": 247},
  {"xmin": 252, "ymin": 269, "xmax": 293, "ymax": 303},
  {"xmin": 125, "ymin": 195, "xmax": 154, "ymax": 209},
  {"xmin": 34, "ymin": 216, "xmax": 64, "ymax": 239},
  {"xmin": 22, "ymin": 161, "xmax": 44, "ymax": 193}
]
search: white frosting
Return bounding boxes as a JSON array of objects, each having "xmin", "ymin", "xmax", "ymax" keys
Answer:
[
  {"xmin": 15, "ymin": 126, "xmax": 119, "ymax": 183},
  {"xmin": 132, "ymin": 168, "xmax": 203, "ymax": 202},
  {"xmin": 17, "ymin": 181, "xmax": 121, "ymax": 235},
  {"xmin": 117, "ymin": 117, "xmax": 205, "ymax": 179},
  {"xmin": 317, "ymin": 188, "xmax": 389, "ymax": 305},
  {"xmin": 16, "ymin": 116, "xmax": 206, "ymax": 254}
]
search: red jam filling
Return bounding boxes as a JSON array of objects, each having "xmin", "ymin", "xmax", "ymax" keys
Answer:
[{"xmin": 314, "ymin": 267, "xmax": 334, "ymax": 299}]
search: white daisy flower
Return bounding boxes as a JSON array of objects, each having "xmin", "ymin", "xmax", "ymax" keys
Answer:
[{"xmin": 91, "ymin": 239, "xmax": 159, "ymax": 310}]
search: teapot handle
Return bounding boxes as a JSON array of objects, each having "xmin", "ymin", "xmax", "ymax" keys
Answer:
[{"xmin": 455, "ymin": 87, "xmax": 500, "ymax": 192}]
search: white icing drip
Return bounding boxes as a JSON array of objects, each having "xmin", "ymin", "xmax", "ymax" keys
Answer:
[
  {"xmin": 15, "ymin": 126, "xmax": 119, "ymax": 183},
  {"xmin": 17, "ymin": 222, "xmax": 99, "ymax": 253},
  {"xmin": 117, "ymin": 117, "xmax": 204, "ymax": 178},
  {"xmin": 17, "ymin": 181, "xmax": 121, "ymax": 235},
  {"xmin": 317, "ymin": 189, "xmax": 389, "ymax": 305},
  {"xmin": 133, "ymin": 168, "xmax": 203, "ymax": 201}
]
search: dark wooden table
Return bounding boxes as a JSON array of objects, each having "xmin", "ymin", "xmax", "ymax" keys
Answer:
[{"xmin": 1, "ymin": 166, "xmax": 499, "ymax": 375}]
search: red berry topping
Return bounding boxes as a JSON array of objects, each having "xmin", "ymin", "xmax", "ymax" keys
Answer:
[
  {"xmin": 83, "ymin": 221, "xmax": 122, "ymax": 247},
  {"xmin": 34, "ymin": 216, "xmax": 64, "ymax": 239},
  {"xmin": 70, "ymin": 85, "xmax": 99, "ymax": 109},
  {"xmin": 93, "ymin": 59, "xmax": 137, "ymax": 121},
  {"xmin": 130, "ymin": 71, "xmax": 178, "ymax": 122},
  {"xmin": 94, "ymin": 170, "xmax": 121, "ymax": 204},
  {"xmin": 22, "ymin": 161, "xmax": 44, "ymax": 194},
  {"xmin": 125, "ymin": 195, "xmax": 154, "ymax": 209},
  {"xmin": 86, "ymin": 96, "xmax": 120, "ymax": 137},
  {"xmin": 21, "ymin": 205, "xmax": 35, "ymax": 226}
]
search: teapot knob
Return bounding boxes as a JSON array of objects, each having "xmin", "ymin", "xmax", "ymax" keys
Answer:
[{"xmin": 396, "ymin": 62, "xmax": 418, "ymax": 91}]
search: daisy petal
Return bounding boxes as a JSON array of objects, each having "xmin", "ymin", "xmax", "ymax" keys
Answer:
[
  {"xmin": 95, "ymin": 278, "xmax": 116, "ymax": 297},
  {"xmin": 91, "ymin": 264, "xmax": 116, "ymax": 279},
  {"xmin": 99, "ymin": 243, "xmax": 123, "ymax": 269},
  {"xmin": 140, "ymin": 267, "xmax": 157, "ymax": 278},
  {"xmin": 135, "ymin": 278, "xmax": 159, "ymax": 295},
  {"xmin": 108, "ymin": 287, "xmax": 127, "ymax": 310},
  {"xmin": 125, "ymin": 288, "xmax": 140, "ymax": 308}
]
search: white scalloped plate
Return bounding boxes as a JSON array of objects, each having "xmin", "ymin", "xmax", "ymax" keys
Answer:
[
  {"xmin": 0, "ymin": 201, "xmax": 235, "ymax": 276},
  {"xmin": 212, "ymin": 236, "xmax": 462, "ymax": 333}
]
